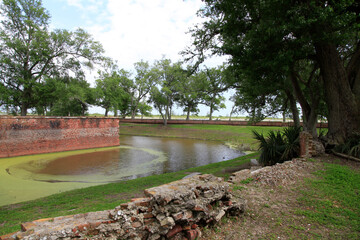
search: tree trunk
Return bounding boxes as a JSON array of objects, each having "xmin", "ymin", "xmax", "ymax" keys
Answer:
[
  {"xmin": 21, "ymin": 102, "xmax": 28, "ymax": 116},
  {"xmin": 104, "ymin": 108, "xmax": 109, "ymax": 117},
  {"xmin": 164, "ymin": 98, "xmax": 170, "ymax": 126},
  {"xmin": 168, "ymin": 104, "xmax": 172, "ymax": 120},
  {"xmin": 229, "ymin": 105, "xmax": 235, "ymax": 121},
  {"xmin": 302, "ymin": 105, "xmax": 318, "ymax": 138},
  {"xmin": 186, "ymin": 107, "xmax": 190, "ymax": 121},
  {"xmin": 209, "ymin": 99, "xmax": 214, "ymax": 121},
  {"xmin": 285, "ymin": 89, "xmax": 300, "ymax": 128},
  {"xmin": 315, "ymin": 43, "xmax": 360, "ymax": 144},
  {"xmin": 282, "ymin": 111, "xmax": 286, "ymax": 123},
  {"xmin": 131, "ymin": 96, "xmax": 137, "ymax": 119},
  {"xmin": 290, "ymin": 72, "xmax": 318, "ymax": 137}
]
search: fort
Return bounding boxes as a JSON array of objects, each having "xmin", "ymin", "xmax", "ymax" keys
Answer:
[{"xmin": 0, "ymin": 116, "xmax": 120, "ymax": 158}]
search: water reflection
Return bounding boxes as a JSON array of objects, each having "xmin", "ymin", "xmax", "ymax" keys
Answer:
[
  {"xmin": 119, "ymin": 136, "xmax": 244, "ymax": 175},
  {"xmin": 0, "ymin": 136, "xmax": 245, "ymax": 206},
  {"xmin": 9, "ymin": 136, "xmax": 244, "ymax": 184},
  {"xmin": 35, "ymin": 148, "xmax": 156, "ymax": 176}
]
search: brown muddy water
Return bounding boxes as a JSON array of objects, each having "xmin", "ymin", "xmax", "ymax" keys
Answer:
[{"xmin": 0, "ymin": 136, "xmax": 244, "ymax": 206}]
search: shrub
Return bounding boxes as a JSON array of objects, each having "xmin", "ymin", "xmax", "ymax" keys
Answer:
[
  {"xmin": 334, "ymin": 133, "xmax": 360, "ymax": 158},
  {"xmin": 253, "ymin": 127, "xmax": 301, "ymax": 166}
]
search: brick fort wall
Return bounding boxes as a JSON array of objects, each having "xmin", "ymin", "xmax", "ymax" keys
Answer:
[{"xmin": 0, "ymin": 116, "xmax": 120, "ymax": 158}]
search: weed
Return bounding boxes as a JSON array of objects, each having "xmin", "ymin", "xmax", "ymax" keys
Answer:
[
  {"xmin": 263, "ymin": 203, "xmax": 270, "ymax": 208},
  {"xmin": 240, "ymin": 178, "xmax": 254, "ymax": 184},
  {"xmin": 232, "ymin": 185, "xmax": 245, "ymax": 191}
]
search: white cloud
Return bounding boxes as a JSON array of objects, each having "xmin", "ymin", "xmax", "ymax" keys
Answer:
[
  {"xmin": 65, "ymin": 0, "xmax": 106, "ymax": 12},
  {"xmin": 87, "ymin": 0, "xmax": 206, "ymax": 70},
  {"xmin": 58, "ymin": 0, "xmax": 231, "ymax": 115}
]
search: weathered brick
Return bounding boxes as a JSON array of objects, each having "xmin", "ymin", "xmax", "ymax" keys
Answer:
[
  {"xmin": 120, "ymin": 203, "xmax": 129, "ymax": 210},
  {"xmin": 193, "ymin": 206, "xmax": 205, "ymax": 212},
  {"xmin": 166, "ymin": 225, "xmax": 183, "ymax": 238},
  {"xmin": 186, "ymin": 229, "xmax": 198, "ymax": 240},
  {"xmin": 183, "ymin": 225, "xmax": 191, "ymax": 231},
  {"xmin": 144, "ymin": 218, "xmax": 156, "ymax": 225},
  {"xmin": 0, "ymin": 232, "xmax": 17, "ymax": 240},
  {"xmin": 172, "ymin": 212, "xmax": 183, "ymax": 221},
  {"xmin": 132, "ymin": 198, "xmax": 151, "ymax": 207},
  {"xmin": 143, "ymin": 213, "xmax": 154, "ymax": 219},
  {"xmin": 7, "ymin": 174, "xmax": 246, "ymax": 240},
  {"xmin": 131, "ymin": 222, "xmax": 142, "ymax": 228},
  {"xmin": 77, "ymin": 223, "xmax": 90, "ymax": 232},
  {"xmin": 191, "ymin": 224, "xmax": 198, "ymax": 229},
  {"xmin": 0, "ymin": 117, "xmax": 120, "ymax": 158}
]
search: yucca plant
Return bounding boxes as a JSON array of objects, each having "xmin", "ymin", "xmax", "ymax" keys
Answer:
[
  {"xmin": 335, "ymin": 133, "xmax": 360, "ymax": 158},
  {"xmin": 253, "ymin": 127, "xmax": 301, "ymax": 166}
]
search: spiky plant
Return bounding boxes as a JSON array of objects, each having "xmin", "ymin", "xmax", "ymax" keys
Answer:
[
  {"xmin": 281, "ymin": 126, "xmax": 301, "ymax": 161},
  {"xmin": 335, "ymin": 133, "xmax": 360, "ymax": 158},
  {"xmin": 253, "ymin": 127, "xmax": 301, "ymax": 166}
]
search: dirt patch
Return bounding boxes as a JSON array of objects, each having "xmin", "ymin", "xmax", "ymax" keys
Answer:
[{"xmin": 200, "ymin": 155, "xmax": 360, "ymax": 240}]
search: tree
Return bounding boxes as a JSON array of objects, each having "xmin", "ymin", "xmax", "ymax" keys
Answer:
[
  {"xmin": 150, "ymin": 59, "xmax": 184, "ymax": 125},
  {"xmin": 185, "ymin": 0, "xmax": 360, "ymax": 144},
  {"xmin": 176, "ymin": 69, "xmax": 203, "ymax": 120},
  {"xmin": 0, "ymin": 0, "xmax": 104, "ymax": 116},
  {"xmin": 200, "ymin": 66, "xmax": 228, "ymax": 120},
  {"xmin": 130, "ymin": 60, "xmax": 158, "ymax": 119},
  {"xmin": 95, "ymin": 59, "xmax": 132, "ymax": 117},
  {"xmin": 137, "ymin": 101, "xmax": 152, "ymax": 119},
  {"xmin": 39, "ymin": 76, "xmax": 94, "ymax": 116}
]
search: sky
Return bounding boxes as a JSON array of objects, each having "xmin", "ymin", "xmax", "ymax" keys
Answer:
[{"xmin": 42, "ymin": 0, "xmax": 235, "ymax": 117}]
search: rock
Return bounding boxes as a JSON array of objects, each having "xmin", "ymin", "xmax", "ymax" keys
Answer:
[
  {"xmin": 214, "ymin": 210, "xmax": 226, "ymax": 222},
  {"xmin": 182, "ymin": 172, "xmax": 202, "ymax": 179},
  {"xmin": 311, "ymin": 139, "xmax": 325, "ymax": 156},
  {"xmin": 160, "ymin": 217, "xmax": 175, "ymax": 227},
  {"xmin": 250, "ymin": 159, "xmax": 259, "ymax": 166}
]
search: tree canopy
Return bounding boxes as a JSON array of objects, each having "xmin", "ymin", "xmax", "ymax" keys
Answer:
[
  {"xmin": 184, "ymin": 0, "xmax": 360, "ymax": 144},
  {"xmin": 0, "ymin": 0, "xmax": 104, "ymax": 115}
]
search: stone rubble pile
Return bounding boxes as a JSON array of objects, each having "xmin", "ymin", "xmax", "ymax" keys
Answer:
[
  {"xmin": 229, "ymin": 158, "xmax": 316, "ymax": 187},
  {"xmin": 1, "ymin": 174, "xmax": 245, "ymax": 240}
]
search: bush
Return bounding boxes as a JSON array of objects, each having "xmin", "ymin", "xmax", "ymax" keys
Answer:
[
  {"xmin": 334, "ymin": 133, "xmax": 360, "ymax": 158},
  {"xmin": 253, "ymin": 127, "xmax": 301, "ymax": 166}
]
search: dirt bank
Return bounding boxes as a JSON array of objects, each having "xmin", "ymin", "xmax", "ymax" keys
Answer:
[{"xmin": 200, "ymin": 155, "xmax": 360, "ymax": 240}]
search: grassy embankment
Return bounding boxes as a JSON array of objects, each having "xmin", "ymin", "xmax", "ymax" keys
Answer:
[
  {"xmin": 0, "ymin": 124, "xmax": 275, "ymax": 235},
  {"xmin": 119, "ymin": 123, "xmax": 284, "ymax": 151}
]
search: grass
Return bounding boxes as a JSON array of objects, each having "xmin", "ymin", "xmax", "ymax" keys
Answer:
[
  {"xmin": 296, "ymin": 163, "xmax": 360, "ymax": 238},
  {"xmin": 0, "ymin": 153, "xmax": 256, "ymax": 235}
]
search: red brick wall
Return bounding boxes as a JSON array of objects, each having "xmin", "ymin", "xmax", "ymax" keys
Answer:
[{"xmin": 0, "ymin": 117, "xmax": 120, "ymax": 158}]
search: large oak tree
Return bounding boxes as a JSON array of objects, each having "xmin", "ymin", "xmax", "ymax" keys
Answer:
[
  {"xmin": 0, "ymin": 0, "xmax": 104, "ymax": 115},
  {"xmin": 185, "ymin": 0, "xmax": 360, "ymax": 144}
]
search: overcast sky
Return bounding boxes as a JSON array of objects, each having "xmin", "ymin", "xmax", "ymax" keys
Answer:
[{"xmin": 42, "ymin": 0, "xmax": 234, "ymax": 117}]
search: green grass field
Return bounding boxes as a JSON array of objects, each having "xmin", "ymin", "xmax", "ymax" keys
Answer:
[{"xmin": 296, "ymin": 162, "xmax": 360, "ymax": 239}]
